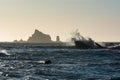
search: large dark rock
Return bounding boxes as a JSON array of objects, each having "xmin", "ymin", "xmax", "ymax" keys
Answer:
[{"xmin": 27, "ymin": 29, "xmax": 52, "ymax": 43}]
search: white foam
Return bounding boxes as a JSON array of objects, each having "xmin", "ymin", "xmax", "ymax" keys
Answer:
[
  {"xmin": 0, "ymin": 72, "xmax": 3, "ymax": 75},
  {"xmin": 0, "ymin": 49, "xmax": 11, "ymax": 55}
]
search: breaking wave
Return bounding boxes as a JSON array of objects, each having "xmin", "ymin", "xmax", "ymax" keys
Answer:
[{"xmin": 0, "ymin": 49, "xmax": 10, "ymax": 56}]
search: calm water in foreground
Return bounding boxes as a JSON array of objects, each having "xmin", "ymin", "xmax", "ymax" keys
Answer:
[{"xmin": 0, "ymin": 43, "xmax": 120, "ymax": 80}]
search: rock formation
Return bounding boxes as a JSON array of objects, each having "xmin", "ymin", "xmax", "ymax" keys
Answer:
[
  {"xmin": 56, "ymin": 36, "xmax": 60, "ymax": 41},
  {"xmin": 27, "ymin": 29, "xmax": 52, "ymax": 43},
  {"xmin": 13, "ymin": 39, "xmax": 25, "ymax": 43},
  {"xmin": 13, "ymin": 29, "xmax": 63, "ymax": 43}
]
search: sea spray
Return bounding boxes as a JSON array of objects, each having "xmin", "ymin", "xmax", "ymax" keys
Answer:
[{"xmin": 0, "ymin": 49, "xmax": 10, "ymax": 56}]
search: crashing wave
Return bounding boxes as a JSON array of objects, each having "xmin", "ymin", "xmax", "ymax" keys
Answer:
[
  {"xmin": 0, "ymin": 50, "xmax": 10, "ymax": 56},
  {"xmin": 109, "ymin": 44, "xmax": 120, "ymax": 50},
  {"xmin": 71, "ymin": 29, "xmax": 104, "ymax": 49}
]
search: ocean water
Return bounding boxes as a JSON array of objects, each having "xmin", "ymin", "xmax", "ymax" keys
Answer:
[{"xmin": 0, "ymin": 43, "xmax": 120, "ymax": 80}]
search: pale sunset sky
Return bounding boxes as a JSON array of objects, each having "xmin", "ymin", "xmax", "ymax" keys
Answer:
[{"xmin": 0, "ymin": 0, "xmax": 120, "ymax": 42}]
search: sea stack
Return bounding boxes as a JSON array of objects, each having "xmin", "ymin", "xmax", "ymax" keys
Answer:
[
  {"xmin": 56, "ymin": 36, "xmax": 60, "ymax": 42},
  {"xmin": 27, "ymin": 29, "xmax": 52, "ymax": 43}
]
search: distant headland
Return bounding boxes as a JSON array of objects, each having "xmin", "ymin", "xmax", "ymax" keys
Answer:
[{"xmin": 13, "ymin": 29, "xmax": 61, "ymax": 43}]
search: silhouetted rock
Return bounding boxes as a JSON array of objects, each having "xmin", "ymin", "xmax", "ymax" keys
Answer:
[
  {"xmin": 13, "ymin": 29, "xmax": 62, "ymax": 43},
  {"xmin": 13, "ymin": 40, "xmax": 18, "ymax": 43},
  {"xmin": 56, "ymin": 36, "xmax": 60, "ymax": 42},
  {"xmin": 45, "ymin": 60, "xmax": 51, "ymax": 64},
  {"xmin": 72, "ymin": 30, "xmax": 104, "ymax": 49},
  {"xmin": 13, "ymin": 39, "xmax": 25, "ymax": 43},
  {"xmin": 19, "ymin": 39, "xmax": 24, "ymax": 43},
  {"xmin": 27, "ymin": 29, "xmax": 52, "ymax": 43}
]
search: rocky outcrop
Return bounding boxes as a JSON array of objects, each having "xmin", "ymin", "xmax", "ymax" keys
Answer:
[
  {"xmin": 27, "ymin": 29, "xmax": 52, "ymax": 43},
  {"xmin": 13, "ymin": 39, "xmax": 25, "ymax": 43}
]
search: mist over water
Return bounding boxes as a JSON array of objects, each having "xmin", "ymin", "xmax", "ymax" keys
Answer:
[{"xmin": 0, "ymin": 43, "xmax": 120, "ymax": 80}]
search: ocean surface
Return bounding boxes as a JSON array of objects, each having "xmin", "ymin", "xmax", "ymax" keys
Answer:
[{"xmin": 0, "ymin": 43, "xmax": 120, "ymax": 80}]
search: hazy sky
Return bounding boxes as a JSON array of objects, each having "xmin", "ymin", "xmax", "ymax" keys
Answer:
[{"xmin": 0, "ymin": 0, "xmax": 120, "ymax": 42}]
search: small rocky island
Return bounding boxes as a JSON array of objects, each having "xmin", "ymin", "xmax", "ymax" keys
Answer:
[
  {"xmin": 14, "ymin": 29, "xmax": 61, "ymax": 43},
  {"xmin": 27, "ymin": 29, "xmax": 52, "ymax": 43}
]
